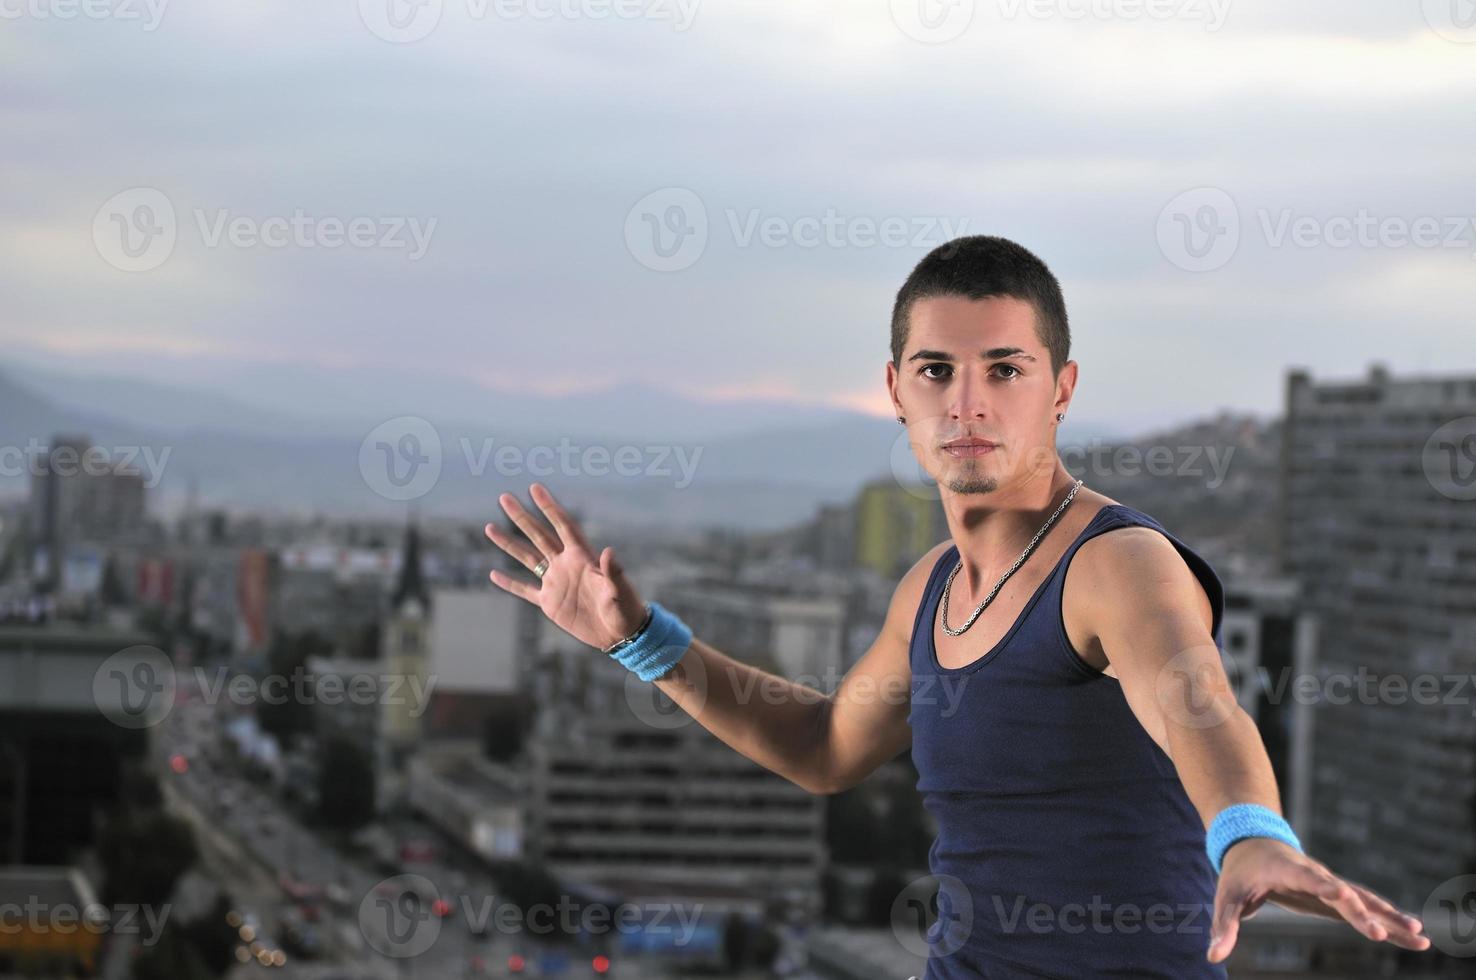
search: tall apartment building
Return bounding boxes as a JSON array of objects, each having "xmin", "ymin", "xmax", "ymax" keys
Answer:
[
  {"xmin": 523, "ymin": 660, "xmax": 826, "ymax": 916},
  {"xmin": 1220, "ymin": 577, "xmax": 1317, "ymax": 838},
  {"xmin": 659, "ymin": 579, "xmax": 846, "ymax": 685},
  {"xmin": 29, "ymin": 434, "xmax": 147, "ymax": 590},
  {"xmin": 1278, "ymin": 363, "xmax": 1476, "ymax": 911}
]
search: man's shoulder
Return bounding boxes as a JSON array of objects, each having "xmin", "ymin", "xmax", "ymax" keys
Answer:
[{"xmin": 1069, "ymin": 517, "xmax": 1215, "ymax": 631}]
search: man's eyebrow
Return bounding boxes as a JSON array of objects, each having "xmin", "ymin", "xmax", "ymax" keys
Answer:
[{"xmin": 906, "ymin": 347, "xmax": 1038, "ymax": 363}]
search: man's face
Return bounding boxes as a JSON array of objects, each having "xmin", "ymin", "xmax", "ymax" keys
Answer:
[{"xmin": 889, "ymin": 293, "xmax": 1064, "ymax": 495}]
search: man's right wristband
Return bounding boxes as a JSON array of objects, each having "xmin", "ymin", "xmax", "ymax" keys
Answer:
[
  {"xmin": 605, "ymin": 601, "xmax": 692, "ymax": 682},
  {"xmin": 1206, "ymin": 803, "xmax": 1303, "ymax": 873}
]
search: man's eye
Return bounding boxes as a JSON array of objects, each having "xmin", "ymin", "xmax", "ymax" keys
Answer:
[
  {"xmin": 919, "ymin": 364, "xmax": 950, "ymax": 381},
  {"xmin": 995, "ymin": 363, "xmax": 1021, "ymax": 379}
]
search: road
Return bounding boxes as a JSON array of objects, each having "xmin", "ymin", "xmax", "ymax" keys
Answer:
[{"xmin": 154, "ymin": 689, "xmax": 681, "ymax": 978}]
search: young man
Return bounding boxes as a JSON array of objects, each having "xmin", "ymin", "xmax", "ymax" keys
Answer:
[{"xmin": 485, "ymin": 236, "xmax": 1431, "ymax": 977}]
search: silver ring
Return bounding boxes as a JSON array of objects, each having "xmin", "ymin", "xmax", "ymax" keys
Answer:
[{"xmin": 532, "ymin": 557, "xmax": 549, "ymax": 579}]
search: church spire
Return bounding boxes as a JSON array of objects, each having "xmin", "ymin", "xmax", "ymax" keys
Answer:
[{"xmin": 391, "ymin": 505, "xmax": 430, "ymax": 615}]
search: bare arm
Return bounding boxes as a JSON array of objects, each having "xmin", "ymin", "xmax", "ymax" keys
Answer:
[
  {"xmin": 651, "ymin": 542, "xmax": 942, "ymax": 795},
  {"xmin": 485, "ymin": 482, "xmax": 937, "ymax": 797},
  {"xmin": 1078, "ymin": 527, "xmax": 1430, "ymax": 963}
]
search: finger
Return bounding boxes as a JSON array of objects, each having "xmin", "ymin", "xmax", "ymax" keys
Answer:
[
  {"xmin": 1311, "ymin": 874, "xmax": 1385, "ymax": 942},
  {"xmin": 488, "ymin": 567, "xmax": 540, "ymax": 605},
  {"xmin": 1346, "ymin": 883, "xmax": 1431, "ymax": 950},
  {"xmin": 484, "ymin": 521, "xmax": 545, "ymax": 573},
  {"xmin": 499, "ymin": 491, "xmax": 562, "ymax": 558},
  {"xmin": 530, "ymin": 482, "xmax": 594, "ymax": 555},
  {"xmin": 601, "ymin": 546, "xmax": 630, "ymax": 587},
  {"xmin": 1207, "ymin": 890, "xmax": 1250, "ymax": 963}
]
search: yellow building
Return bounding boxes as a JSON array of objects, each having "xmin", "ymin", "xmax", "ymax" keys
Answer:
[
  {"xmin": 0, "ymin": 867, "xmax": 105, "ymax": 977},
  {"xmin": 854, "ymin": 480, "xmax": 945, "ymax": 580}
]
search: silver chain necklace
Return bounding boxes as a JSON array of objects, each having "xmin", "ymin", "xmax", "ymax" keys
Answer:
[{"xmin": 939, "ymin": 478, "xmax": 1085, "ymax": 637}]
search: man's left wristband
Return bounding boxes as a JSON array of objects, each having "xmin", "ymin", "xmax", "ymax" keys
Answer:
[{"xmin": 605, "ymin": 601, "xmax": 692, "ymax": 682}]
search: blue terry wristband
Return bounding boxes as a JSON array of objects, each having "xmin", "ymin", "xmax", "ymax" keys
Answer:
[
  {"xmin": 607, "ymin": 601, "xmax": 692, "ymax": 682},
  {"xmin": 1206, "ymin": 803, "xmax": 1303, "ymax": 873}
]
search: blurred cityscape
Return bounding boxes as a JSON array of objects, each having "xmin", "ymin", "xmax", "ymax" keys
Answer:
[{"xmin": 0, "ymin": 361, "xmax": 1473, "ymax": 978}]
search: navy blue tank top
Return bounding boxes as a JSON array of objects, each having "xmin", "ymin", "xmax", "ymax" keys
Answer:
[{"xmin": 906, "ymin": 502, "xmax": 1228, "ymax": 979}]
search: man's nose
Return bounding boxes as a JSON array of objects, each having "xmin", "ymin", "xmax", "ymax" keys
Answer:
[{"xmin": 949, "ymin": 370, "xmax": 991, "ymax": 419}]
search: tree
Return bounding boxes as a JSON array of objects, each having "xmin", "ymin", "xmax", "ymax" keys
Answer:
[
  {"xmin": 259, "ymin": 629, "xmax": 330, "ymax": 743},
  {"xmin": 317, "ymin": 734, "xmax": 376, "ymax": 831},
  {"xmin": 97, "ymin": 809, "xmax": 198, "ymax": 908}
]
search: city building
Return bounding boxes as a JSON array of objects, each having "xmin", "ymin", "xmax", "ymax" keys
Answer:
[{"xmin": 1278, "ymin": 363, "xmax": 1476, "ymax": 912}]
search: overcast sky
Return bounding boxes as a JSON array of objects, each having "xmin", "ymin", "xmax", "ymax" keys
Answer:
[{"xmin": 3, "ymin": 0, "xmax": 1474, "ymax": 435}]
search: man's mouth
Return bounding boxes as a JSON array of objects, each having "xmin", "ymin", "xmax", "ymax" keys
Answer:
[{"xmin": 942, "ymin": 439, "xmax": 999, "ymax": 458}]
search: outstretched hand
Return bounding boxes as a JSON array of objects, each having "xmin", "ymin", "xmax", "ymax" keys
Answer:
[
  {"xmin": 1207, "ymin": 838, "xmax": 1430, "ymax": 963},
  {"xmin": 484, "ymin": 482, "xmax": 648, "ymax": 651}
]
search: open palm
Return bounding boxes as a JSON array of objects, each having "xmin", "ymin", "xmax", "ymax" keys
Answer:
[{"xmin": 484, "ymin": 482, "xmax": 647, "ymax": 650}]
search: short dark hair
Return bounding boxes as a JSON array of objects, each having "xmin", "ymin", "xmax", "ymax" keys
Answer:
[{"xmin": 890, "ymin": 235, "xmax": 1070, "ymax": 377}]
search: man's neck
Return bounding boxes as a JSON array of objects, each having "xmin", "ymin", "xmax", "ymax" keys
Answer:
[{"xmin": 942, "ymin": 466, "xmax": 1084, "ymax": 599}]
